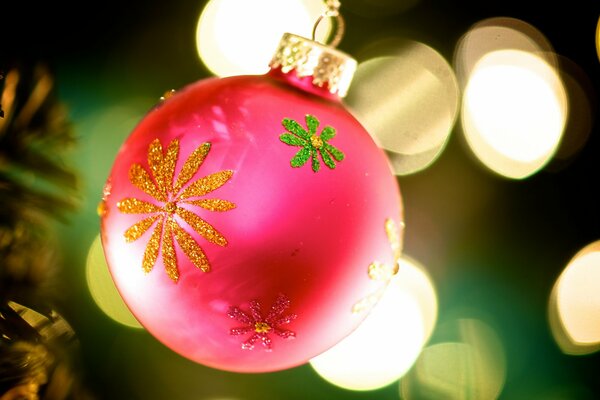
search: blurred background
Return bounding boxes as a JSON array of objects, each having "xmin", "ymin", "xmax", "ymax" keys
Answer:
[{"xmin": 1, "ymin": 0, "xmax": 600, "ymax": 399}]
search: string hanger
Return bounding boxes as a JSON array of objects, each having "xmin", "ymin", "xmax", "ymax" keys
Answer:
[{"xmin": 312, "ymin": 0, "xmax": 345, "ymax": 48}]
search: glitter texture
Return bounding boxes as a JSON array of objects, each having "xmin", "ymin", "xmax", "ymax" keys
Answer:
[
  {"xmin": 117, "ymin": 198, "xmax": 161, "ymax": 214},
  {"xmin": 164, "ymin": 202, "xmax": 177, "ymax": 214},
  {"xmin": 352, "ymin": 218, "xmax": 403, "ymax": 314},
  {"xmin": 176, "ymin": 206, "xmax": 227, "ymax": 247},
  {"xmin": 171, "ymin": 219, "xmax": 210, "ymax": 272},
  {"xmin": 280, "ymin": 114, "xmax": 344, "ymax": 172},
  {"xmin": 186, "ymin": 199, "xmax": 236, "ymax": 212},
  {"xmin": 310, "ymin": 135, "xmax": 324, "ymax": 149},
  {"xmin": 228, "ymin": 294, "xmax": 297, "ymax": 351},
  {"xmin": 162, "ymin": 218, "xmax": 178, "ymax": 282},
  {"xmin": 351, "ymin": 288, "xmax": 385, "ymax": 314},
  {"xmin": 129, "ymin": 163, "xmax": 166, "ymax": 202},
  {"xmin": 173, "ymin": 143, "xmax": 211, "ymax": 194},
  {"xmin": 124, "ymin": 215, "xmax": 160, "ymax": 243},
  {"xmin": 254, "ymin": 322, "xmax": 271, "ymax": 333},
  {"xmin": 179, "ymin": 170, "xmax": 234, "ymax": 200},
  {"xmin": 386, "ymin": 218, "xmax": 403, "ymax": 272},
  {"xmin": 102, "ymin": 180, "xmax": 112, "ymax": 199},
  {"xmin": 368, "ymin": 261, "xmax": 394, "ymax": 281},
  {"xmin": 148, "ymin": 139, "xmax": 167, "ymax": 198},
  {"xmin": 143, "ymin": 217, "xmax": 163, "ymax": 273},
  {"xmin": 154, "ymin": 139, "xmax": 179, "ymax": 197},
  {"xmin": 118, "ymin": 138, "xmax": 235, "ymax": 282}
]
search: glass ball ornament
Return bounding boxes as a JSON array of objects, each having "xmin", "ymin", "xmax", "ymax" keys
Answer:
[{"xmin": 99, "ymin": 33, "xmax": 404, "ymax": 372}]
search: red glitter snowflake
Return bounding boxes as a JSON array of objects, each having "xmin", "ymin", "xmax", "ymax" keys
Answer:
[{"xmin": 228, "ymin": 294, "xmax": 297, "ymax": 351}]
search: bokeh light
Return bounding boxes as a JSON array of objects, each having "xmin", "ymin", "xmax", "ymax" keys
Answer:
[
  {"xmin": 346, "ymin": 39, "xmax": 459, "ymax": 175},
  {"xmin": 196, "ymin": 0, "xmax": 329, "ymax": 77},
  {"xmin": 397, "ymin": 256, "xmax": 438, "ymax": 341},
  {"xmin": 86, "ymin": 235, "xmax": 143, "ymax": 329},
  {"xmin": 549, "ymin": 241, "xmax": 600, "ymax": 355},
  {"xmin": 461, "ymin": 49, "xmax": 567, "ymax": 179},
  {"xmin": 77, "ymin": 101, "xmax": 152, "ymax": 194},
  {"xmin": 401, "ymin": 319, "xmax": 506, "ymax": 400},
  {"xmin": 454, "ymin": 17, "xmax": 557, "ymax": 88},
  {"xmin": 550, "ymin": 56, "xmax": 595, "ymax": 167},
  {"xmin": 309, "ymin": 255, "xmax": 437, "ymax": 391},
  {"xmin": 342, "ymin": 0, "xmax": 421, "ymax": 18}
]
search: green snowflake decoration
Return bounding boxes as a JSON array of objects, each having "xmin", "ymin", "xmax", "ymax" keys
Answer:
[{"xmin": 279, "ymin": 114, "xmax": 345, "ymax": 172}]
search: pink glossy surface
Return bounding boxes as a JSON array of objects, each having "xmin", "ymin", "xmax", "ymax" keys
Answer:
[{"xmin": 100, "ymin": 72, "xmax": 403, "ymax": 372}]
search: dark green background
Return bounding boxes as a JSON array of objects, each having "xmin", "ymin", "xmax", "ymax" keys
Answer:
[{"xmin": 2, "ymin": 0, "xmax": 600, "ymax": 398}]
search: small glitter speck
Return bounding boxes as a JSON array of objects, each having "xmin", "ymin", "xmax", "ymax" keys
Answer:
[
  {"xmin": 97, "ymin": 200, "xmax": 107, "ymax": 217},
  {"xmin": 310, "ymin": 134, "xmax": 323, "ymax": 149},
  {"xmin": 160, "ymin": 89, "xmax": 176, "ymax": 101},
  {"xmin": 164, "ymin": 201, "xmax": 177, "ymax": 214},
  {"xmin": 352, "ymin": 218, "xmax": 403, "ymax": 314},
  {"xmin": 102, "ymin": 180, "xmax": 112, "ymax": 199},
  {"xmin": 254, "ymin": 322, "xmax": 271, "ymax": 333}
]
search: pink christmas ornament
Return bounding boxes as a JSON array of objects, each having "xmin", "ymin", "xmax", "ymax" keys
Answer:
[{"xmin": 100, "ymin": 32, "xmax": 403, "ymax": 372}]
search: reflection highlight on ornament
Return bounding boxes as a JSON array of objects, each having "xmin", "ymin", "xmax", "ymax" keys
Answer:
[
  {"xmin": 461, "ymin": 49, "xmax": 567, "ymax": 179},
  {"xmin": 309, "ymin": 255, "xmax": 437, "ymax": 391},
  {"xmin": 196, "ymin": 0, "xmax": 329, "ymax": 77},
  {"xmin": 549, "ymin": 241, "xmax": 600, "ymax": 355},
  {"xmin": 401, "ymin": 319, "xmax": 506, "ymax": 400},
  {"xmin": 346, "ymin": 39, "xmax": 459, "ymax": 175},
  {"xmin": 86, "ymin": 235, "xmax": 143, "ymax": 329}
]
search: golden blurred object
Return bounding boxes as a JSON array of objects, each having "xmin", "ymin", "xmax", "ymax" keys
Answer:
[
  {"xmin": 596, "ymin": 17, "xmax": 600, "ymax": 63},
  {"xmin": 0, "ymin": 70, "xmax": 5, "ymax": 118},
  {"xmin": 0, "ymin": 64, "xmax": 86, "ymax": 398},
  {"xmin": 0, "ymin": 65, "xmax": 78, "ymax": 301},
  {"xmin": 0, "ymin": 341, "xmax": 51, "ymax": 400},
  {"xmin": 96, "ymin": 200, "xmax": 107, "ymax": 217},
  {"xmin": 4, "ymin": 301, "xmax": 76, "ymax": 343}
]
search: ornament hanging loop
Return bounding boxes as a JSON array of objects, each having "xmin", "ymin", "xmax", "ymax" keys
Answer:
[{"xmin": 312, "ymin": 0, "xmax": 345, "ymax": 48}]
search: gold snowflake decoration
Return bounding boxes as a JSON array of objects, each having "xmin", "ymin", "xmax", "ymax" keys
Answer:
[
  {"xmin": 117, "ymin": 139, "xmax": 235, "ymax": 282},
  {"xmin": 352, "ymin": 218, "xmax": 403, "ymax": 314}
]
